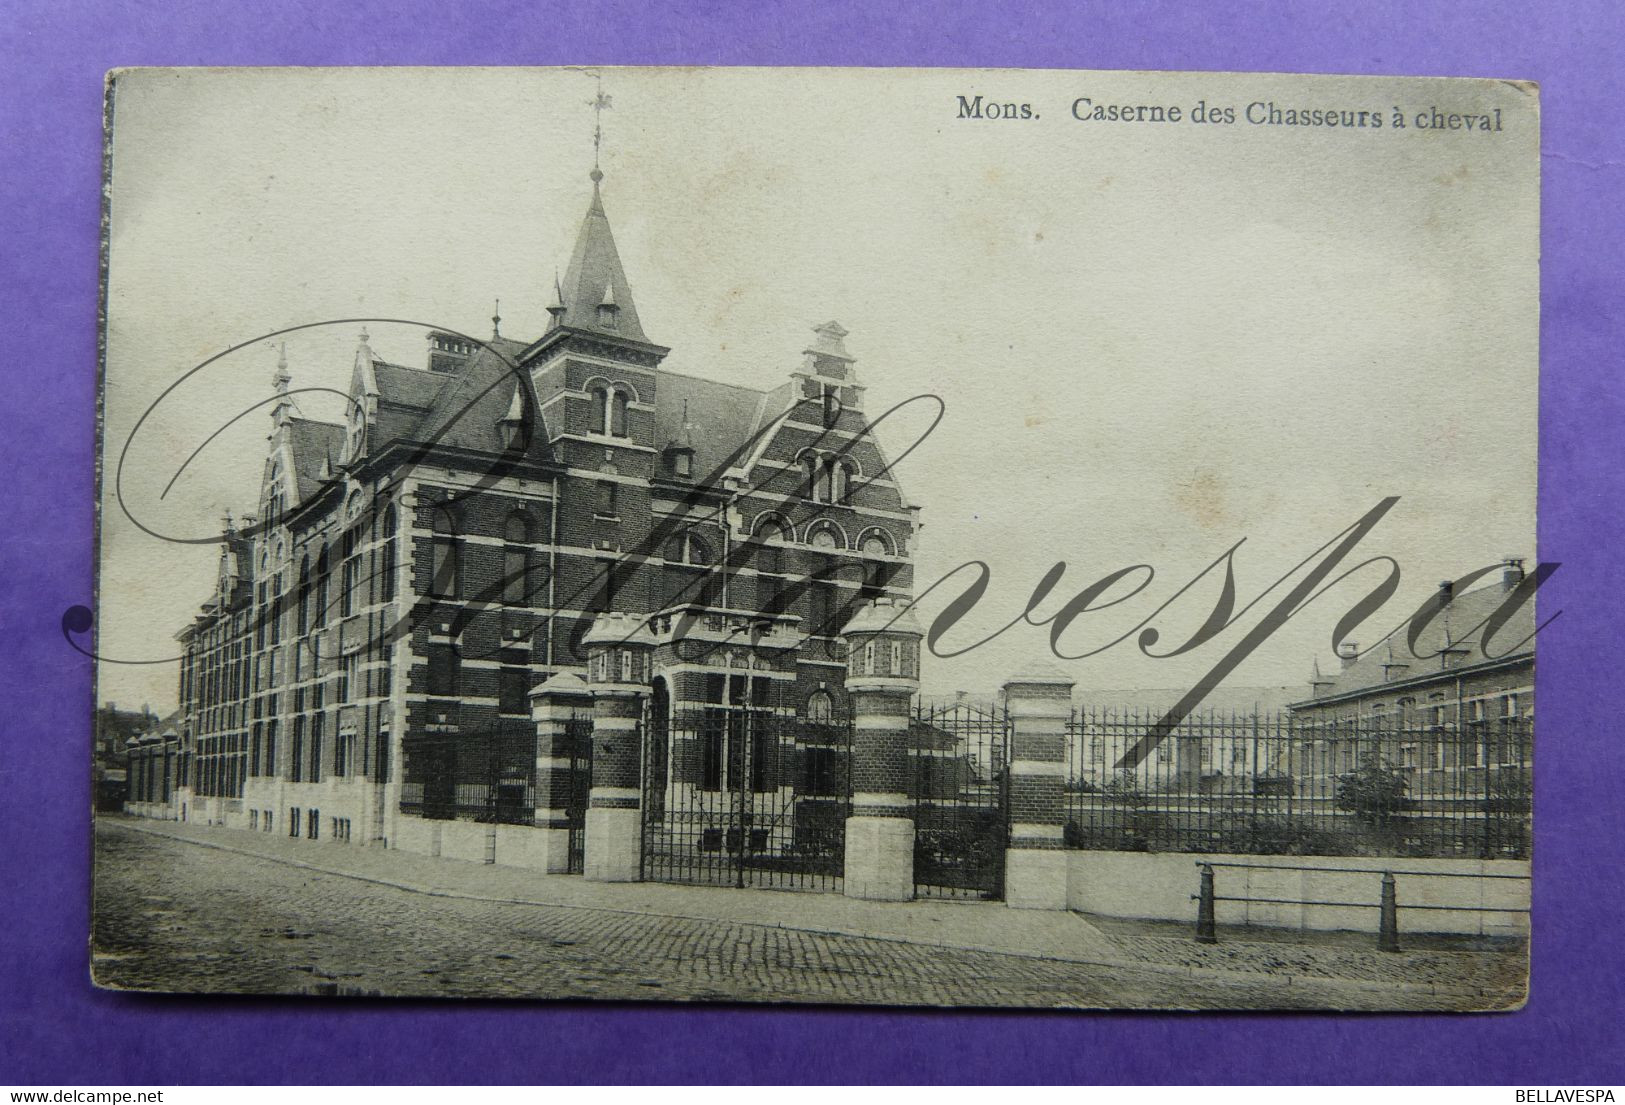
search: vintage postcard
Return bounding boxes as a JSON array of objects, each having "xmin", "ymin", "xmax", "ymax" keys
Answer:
[{"xmin": 92, "ymin": 67, "xmax": 1538, "ymax": 1009}]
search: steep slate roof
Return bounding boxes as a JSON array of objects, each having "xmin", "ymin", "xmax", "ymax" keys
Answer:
[
  {"xmin": 285, "ymin": 417, "xmax": 346, "ymax": 502},
  {"xmin": 289, "ymin": 183, "xmax": 799, "ymax": 497},
  {"xmin": 653, "ymin": 370, "xmax": 774, "ymax": 480},
  {"xmin": 413, "ymin": 341, "xmax": 544, "ymax": 457},
  {"xmin": 556, "ymin": 178, "xmax": 649, "ymax": 343},
  {"xmin": 1301, "ymin": 582, "xmax": 1536, "ymax": 704}
]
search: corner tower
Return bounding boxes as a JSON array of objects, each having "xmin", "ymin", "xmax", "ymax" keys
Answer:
[{"xmin": 523, "ymin": 170, "xmax": 670, "ymax": 624}]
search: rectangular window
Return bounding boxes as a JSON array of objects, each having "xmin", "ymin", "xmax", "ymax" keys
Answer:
[
  {"xmin": 307, "ymin": 808, "xmax": 319, "ymax": 840},
  {"xmin": 597, "ymin": 481, "xmax": 618, "ymax": 518},
  {"xmin": 431, "ymin": 538, "xmax": 460, "ymax": 598},
  {"xmin": 380, "ymin": 534, "xmax": 396, "ymax": 604},
  {"xmin": 264, "ymin": 719, "xmax": 278, "ymax": 777},
  {"xmin": 700, "ymin": 709, "xmax": 725, "ymax": 792},
  {"xmin": 499, "ymin": 655, "xmax": 529, "ymax": 716},
  {"xmin": 341, "ymin": 555, "xmax": 356, "ymax": 617},
  {"xmin": 340, "ymin": 653, "xmax": 358, "ymax": 703},
  {"xmin": 310, "ymin": 714, "xmax": 325, "ymax": 784},
  {"xmin": 803, "ymin": 747, "xmax": 842, "ymax": 797},
  {"xmin": 749, "ymin": 718, "xmax": 772, "ymax": 793},
  {"xmin": 809, "ymin": 580, "xmax": 835, "ymax": 637},
  {"xmin": 291, "ymin": 717, "xmax": 305, "ymax": 783},
  {"xmin": 428, "ymin": 643, "xmax": 460, "ymax": 697},
  {"xmin": 289, "ymin": 808, "xmax": 300, "ymax": 837}
]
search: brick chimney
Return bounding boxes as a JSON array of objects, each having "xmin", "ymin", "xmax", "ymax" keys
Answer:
[
  {"xmin": 1502, "ymin": 556, "xmax": 1526, "ymax": 592},
  {"xmin": 1338, "ymin": 641, "xmax": 1360, "ymax": 671},
  {"xmin": 426, "ymin": 331, "xmax": 474, "ymax": 374}
]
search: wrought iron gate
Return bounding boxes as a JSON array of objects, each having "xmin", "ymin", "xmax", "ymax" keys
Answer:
[
  {"xmin": 641, "ymin": 688, "xmax": 851, "ymax": 891},
  {"xmin": 911, "ymin": 699, "xmax": 1011, "ymax": 899},
  {"xmin": 564, "ymin": 711, "xmax": 594, "ymax": 875}
]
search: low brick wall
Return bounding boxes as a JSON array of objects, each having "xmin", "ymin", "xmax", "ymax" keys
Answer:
[{"xmin": 1066, "ymin": 850, "xmax": 1530, "ymax": 936}]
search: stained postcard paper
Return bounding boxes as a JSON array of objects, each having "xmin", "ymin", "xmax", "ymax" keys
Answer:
[{"xmin": 93, "ymin": 67, "xmax": 1538, "ymax": 1009}]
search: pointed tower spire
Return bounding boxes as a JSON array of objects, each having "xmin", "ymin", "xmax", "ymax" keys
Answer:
[
  {"xmin": 270, "ymin": 341, "xmax": 300, "ymax": 429},
  {"xmin": 492, "ymin": 298, "xmax": 502, "ymax": 339},
  {"xmin": 546, "ymin": 271, "xmax": 567, "ymax": 330},
  {"xmin": 554, "ymin": 160, "xmax": 648, "ymax": 341},
  {"xmin": 1309, "ymin": 656, "xmax": 1334, "ymax": 697}
]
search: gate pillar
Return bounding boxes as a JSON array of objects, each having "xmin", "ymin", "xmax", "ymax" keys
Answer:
[
  {"xmin": 1002, "ymin": 667, "xmax": 1076, "ymax": 910},
  {"xmin": 528, "ymin": 672, "xmax": 593, "ymax": 872},
  {"xmin": 841, "ymin": 598, "xmax": 923, "ymax": 901},
  {"xmin": 582, "ymin": 613, "xmax": 656, "ymax": 882}
]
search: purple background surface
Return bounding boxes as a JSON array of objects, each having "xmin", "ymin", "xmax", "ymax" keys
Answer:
[{"xmin": 2, "ymin": 0, "xmax": 1622, "ymax": 1086}]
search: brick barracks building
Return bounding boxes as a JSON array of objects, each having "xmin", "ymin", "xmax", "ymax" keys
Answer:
[{"xmin": 128, "ymin": 167, "xmax": 929, "ymax": 882}]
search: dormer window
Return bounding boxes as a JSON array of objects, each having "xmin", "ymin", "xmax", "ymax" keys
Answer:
[
  {"xmin": 597, "ymin": 283, "xmax": 620, "ymax": 331},
  {"xmin": 672, "ymin": 449, "xmax": 692, "ymax": 477}
]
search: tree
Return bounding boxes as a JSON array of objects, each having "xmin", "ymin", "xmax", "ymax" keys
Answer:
[{"xmin": 1335, "ymin": 761, "xmax": 1410, "ymax": 824}]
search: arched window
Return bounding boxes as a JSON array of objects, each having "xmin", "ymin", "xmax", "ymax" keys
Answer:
[
  {"xmin": 503, "ymin": 512, "xmax": 531, "ymax": 605},
  {"xmin": 837, "ymin": 459, "xmax": 858, "ymax": 505},
  {"xmin": 431, "ymin": 506, "xmax": 460, "ymax": 599},
  {"xmin": 860, "ymin": 530, "xmax": 894, "ymax": 599},
  {"xmin": 808, "ymin": 523, "xmax": 841, "ymax": 551},
  {"xmin": 800, "ymin": 453, "xmax": 821, "ymax": 501},
  {"xmin": 379, "ymin": 503, "xmax": 397, "ymax": 604},
  {"xmin": 592, "ymin": 386, "xmax": 610, "ymax": 435},
  {"xmin": 818, "ymin": 456, "xmax": 837, "ymax": 504},
  {"xmin": 662, "ymin": 530, "xmax": 719, "ymax": 608},
  {"xmin": 807, "ymin": 690, "xmax": 834, "ymax": 723},
  {"xmin": 610, "ymin": 389, "xmax": 630, "ymax": 438},
  {"xmin": 754, "ymin": 519, "xmax": 788, "ymax": 613}
]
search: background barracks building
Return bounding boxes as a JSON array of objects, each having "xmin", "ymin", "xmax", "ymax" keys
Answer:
[{"xmin": 128, "ymin": 170, "xmax": 920, "ymax": 849}]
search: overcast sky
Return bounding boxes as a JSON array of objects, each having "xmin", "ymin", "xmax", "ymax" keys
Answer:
[{"xmin": 98, "ymin": 68, "xmax": 1538, "ymax": 712}]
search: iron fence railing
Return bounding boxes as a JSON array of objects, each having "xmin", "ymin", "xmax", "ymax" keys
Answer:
[
  {"xmin": 1064, "ymin": 707, "xmax": 1532, "ymax": 859},
  {"xmin": 399, "ymin": 722, "xmax": 538, "ymax": 824}
]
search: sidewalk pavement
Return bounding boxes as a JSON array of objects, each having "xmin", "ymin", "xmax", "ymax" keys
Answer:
[{"xmin": 110, "ymin": 815, "xmax": 1526, "ymax": 1001}]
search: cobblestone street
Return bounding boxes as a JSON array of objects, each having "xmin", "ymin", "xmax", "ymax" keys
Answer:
[{"xmin": 92, "ymin": 819, "xmax": 1525, "ymax": 1009}]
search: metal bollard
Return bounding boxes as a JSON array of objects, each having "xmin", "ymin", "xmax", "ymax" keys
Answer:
[
  {"xmin": 1378, "ymin": 871, "xmax": 1400, "ymax": 952},
  {"xmin": 1195, "ymin": 863, "xmax": 1218, "ymax": 944}
]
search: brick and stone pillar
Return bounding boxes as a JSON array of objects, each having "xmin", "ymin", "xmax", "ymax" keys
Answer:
[
  {"xmin": 528, "ymin": 671, "xmax": 594, "ymax": 873},
  {"xmin": 1003, "ymin": 666, "xmax": 1076, "ymax": 909},
  {"xmin": 841, "ymin": 597, "xmax": 923, "ymax": 901},
  {"xmin": 581, "ymin": 612, "xmax": 656, "ymax": 882}
]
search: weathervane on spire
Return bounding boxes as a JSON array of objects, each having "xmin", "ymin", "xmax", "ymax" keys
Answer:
[{"xmin": 588, "ymin": 72, "xmax": 612, "ymax": 180}]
